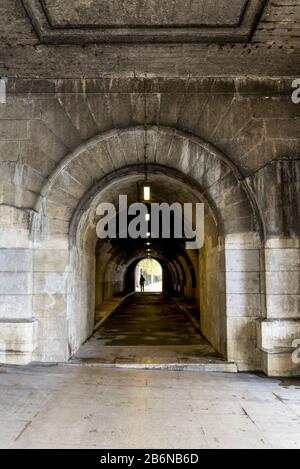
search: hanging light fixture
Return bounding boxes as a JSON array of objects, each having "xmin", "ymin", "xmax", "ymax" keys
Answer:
[
  {"xmin": 143, "ymin": 185, "xmax": 151, "ymax": 201},
  {"xmin": 138, "ymin": 86, "xmax": 152, "ymax": 202}
]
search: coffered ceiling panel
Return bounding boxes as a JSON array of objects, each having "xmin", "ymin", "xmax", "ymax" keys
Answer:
[{"xmin": 22, "ymin": 0, "xmax": 267, "ymax": 43}]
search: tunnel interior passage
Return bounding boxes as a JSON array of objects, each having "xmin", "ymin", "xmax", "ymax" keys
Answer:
[
  {"xmin": 60, "ymin": 125, "xmax": 262, "ymax": 370},
  {"xmin": 77, "ymin": 165, "xmax": 230, "ymax": 364},
  {"xmin": 94, "ymin": 169, "xmax": 204, "ymax": 308}
]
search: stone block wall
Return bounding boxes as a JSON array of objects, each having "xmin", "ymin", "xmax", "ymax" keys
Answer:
[
  {"xmin": 0, "ymin": 78, "xmax": 298, "ymax": 375},
  {"xmin": 31, "ymin": 248, "xmax": 69, "ymax": 362},
  {"xmin": 250, "ymin": 159, "xmax": 300, "ymax": 376},
  {"xmin": 0, "ymin": 205, "xmax": 36, "ymax": 363},
  {"xmin": 225, "ymin": 233, "xmax": 264, "ymax": 372},
  {"xmin": 259, "ymin": 238, "xmax": 300, "ymax": 376}
]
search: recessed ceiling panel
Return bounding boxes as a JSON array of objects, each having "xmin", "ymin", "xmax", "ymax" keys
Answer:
[
  {"xmin": 22, "ymin": 0, "xmax": 267, "ymax": 43},
  {"xmin": 43, "ymin": 0, "xmax": 248, "ymax": 28}
]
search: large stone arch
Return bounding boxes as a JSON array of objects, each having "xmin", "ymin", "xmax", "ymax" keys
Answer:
[
  {"xmin": 29, "ymin": 126, "xmax": 264, "ymax": 371},
  {"xmin": 31, "ymin": 126, "xmax": 263, "ymax": 240}
]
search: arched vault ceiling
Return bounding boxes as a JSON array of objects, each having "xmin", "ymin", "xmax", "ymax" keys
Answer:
[{"xmin": 30, "ymin": 126, "xmax": 262, "ymax": 243}]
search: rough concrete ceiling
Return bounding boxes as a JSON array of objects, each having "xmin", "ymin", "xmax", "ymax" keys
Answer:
[
  {"xmin": 22, "ymin": 0, "xmax": 265, "ymax": 43},
  {"xmin": 0, "ymin": 0, "xmax": 300, "ymax": 77}
]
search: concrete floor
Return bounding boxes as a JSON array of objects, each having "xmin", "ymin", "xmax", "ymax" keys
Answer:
[
  {"xmin": 93, "ymin": 293, "xmax": 205, "ymax": 346},
  {"xmin": 73, "ymin": 293, "xmax": 235, "ymax": 371},
  {"xmin": 2, "ymin": 292, "xmax": 298, "ymax": 449},
  {"xmin": 0, "ymin": 365, "xmax": 300, "ymax": 449}
]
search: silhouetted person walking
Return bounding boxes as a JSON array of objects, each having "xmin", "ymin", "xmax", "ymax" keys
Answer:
[{"xmin": 140, "ymin": 274, "xmax": 145, "ymax": 292}]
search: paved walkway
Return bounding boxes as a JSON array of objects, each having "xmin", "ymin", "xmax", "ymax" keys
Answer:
[
  {"xmin": 1, "ymin": 365, "xmax": 300, "ymax": 448},
  {"xmin": 73, "ymin": 293, "xmax": 233, "ymax": 370},
  {"xmin": 95, "ymin": 293, "xmax": 204, "ymax": 346}
]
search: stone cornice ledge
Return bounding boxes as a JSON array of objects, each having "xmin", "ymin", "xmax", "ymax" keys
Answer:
[{"xmin": 6, "ymin": 77, "xmax": 297, "ymax": 95}]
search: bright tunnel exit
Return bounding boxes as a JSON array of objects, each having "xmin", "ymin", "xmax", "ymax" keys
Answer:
[{"xmin": 135, "ymin": 258, "xmax": 163, "ymax": 293}]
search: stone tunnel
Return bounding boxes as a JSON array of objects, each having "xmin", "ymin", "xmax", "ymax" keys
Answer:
[{"xmin": 0, "ymin": 1, "xmax": 299, "ymax": 380}]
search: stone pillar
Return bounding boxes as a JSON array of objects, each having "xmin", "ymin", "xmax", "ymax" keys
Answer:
[
  {"xmin": 0, "ymin": 206, "xmax": 37, "ymax": 364},
  {"xmin": 31, "ymin": 246, "xmax": 69, "ymax": 362},
  {"xmin": 225, "ymin": 233, "xmax": 263, "ymax": 372},
  {"xmin": 258, "ymin": 238, "xmax": 300, "ymax": 377}
]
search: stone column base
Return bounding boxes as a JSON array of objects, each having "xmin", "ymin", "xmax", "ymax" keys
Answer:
[
  {"xmin": 257, "ymin": 318, "xmax": 300, "ymax": 376},
  {"xmin": 261, "ymin": 349, "xmax": 300, "ymax": 377}
]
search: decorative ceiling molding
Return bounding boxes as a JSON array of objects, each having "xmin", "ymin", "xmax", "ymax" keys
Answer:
[{"xmin": 22, "ymin": 0, "xmax": 267, "ymax": 44}]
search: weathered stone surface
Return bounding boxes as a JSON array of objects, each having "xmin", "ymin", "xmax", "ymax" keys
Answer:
[
  {"xmin": 251, "ymin": 160, "xmax": 300, "ymax": 237},
  {"xmin": 0, "ymin": 249, "xmax": 31, "ymax": 271},
  {"xmin": 226, "ymin": 272, "xmax": 261, "ymax": 294},
  {"xmin": 0, "ymin": 319, "xmax": 37, "ymax": 365},
  {"xmin": 226, "ymin": 293, "xmax": 263, "ymax": 318},
  {"xmin": 266, "ymin": 294, "xmax": 300, "ymax": 319},
  {"xmin": 33, "ymin": 250, "xmax": 69, "ymax": 272},
  {"xmin": 0, "ymin": 182, "xmax": 37, "ymax": 208},
  {"xmin": 38, "ymin": 99, "xmax": 83, "ymax": 150},
  {"xmin": 258, "ymin": 318, "xmax": 300, "ymax": 349},
  {"xmin": 33, "ymin": 338, "xmax": 68, "ymax": 362},
  {"xmin": 266, "ymin": 272, "xmax": 300, "ymax": 295},
  {"xmin": 1, "ymin": 0, "xmax": 299, "ymax": 78},
  {"xmin": 225, "ymin": 249, "xmax": 260, "ymax": 272},
  {"xmin": 33, "ymin": 273, "xmax": 68, "ymax": 295},
  {"xmin": 29, "ymin": 121, "xmax": 68, "ymax": 166},
  {"xmin": 0, "ymin": 272, "xmax": 31, "ymax": 295},
  {"xmin": 228, "ymin": 317, "xmax": 257, "ymax": 341},
  {"xmin": 22, "ymin": 0, "xmax": 264, "ymax": 44},
  {"xmin": 37, "ymin": 316, "xmax": 67, "ymax": 341},
  {"xmin": 225, "ymin": 233, "xmax": 261, "ymax": 250},
  {"xmin": 0, "ymin": 120, "xmax": 28, "ymax": 140},
  {"xmin": 0, "ymin": 82, "xmax": 299, "ymax": 211},
  {"xmin": 0, "ymin": 295, "xmax": 32, "ymax": 319},
  {"xmin": 262, "ymin": 349, "xmax": 300, "ymax": 377},
  {"xmin": 43, "ymin": 0, "xmax": 248, "ymax": 28},
  {"xmin": 32, "ymin": 294, "xmax": 67, "ymax": 318},
  {"xmin": 265, "ymin": 248, "xmax": 300, "ymax": 272},
  {"xmin": 0, "ymin": 3, "xmax": 299, "ymax": 379},
  {"xmin": 227, "ymin": 338, "xmax": 261, "ymax": 371},
  {"xmin": 0, "ymin": 228, "xmax": 30, "ymax": 249}
]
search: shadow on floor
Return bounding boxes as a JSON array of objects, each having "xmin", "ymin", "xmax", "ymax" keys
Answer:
[{"xmin": 71, "ymin": 293, "xmax": 236, "ymax": 372}]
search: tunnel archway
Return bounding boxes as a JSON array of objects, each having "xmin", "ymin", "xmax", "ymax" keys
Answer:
[
  {"xmin": 31, "ymin": 126, "xmax": 263, "ymax": 371},
  {"xmin": 92, "ymin": 168, "xmax": 209, "ymax": 337},
  {"xmin": 134, "ymin": 258, "xmax": 163, "ymax": 292},
  {"xmin": 125, "ymin": 257, "xmax": 173, "ymax": 294}
]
